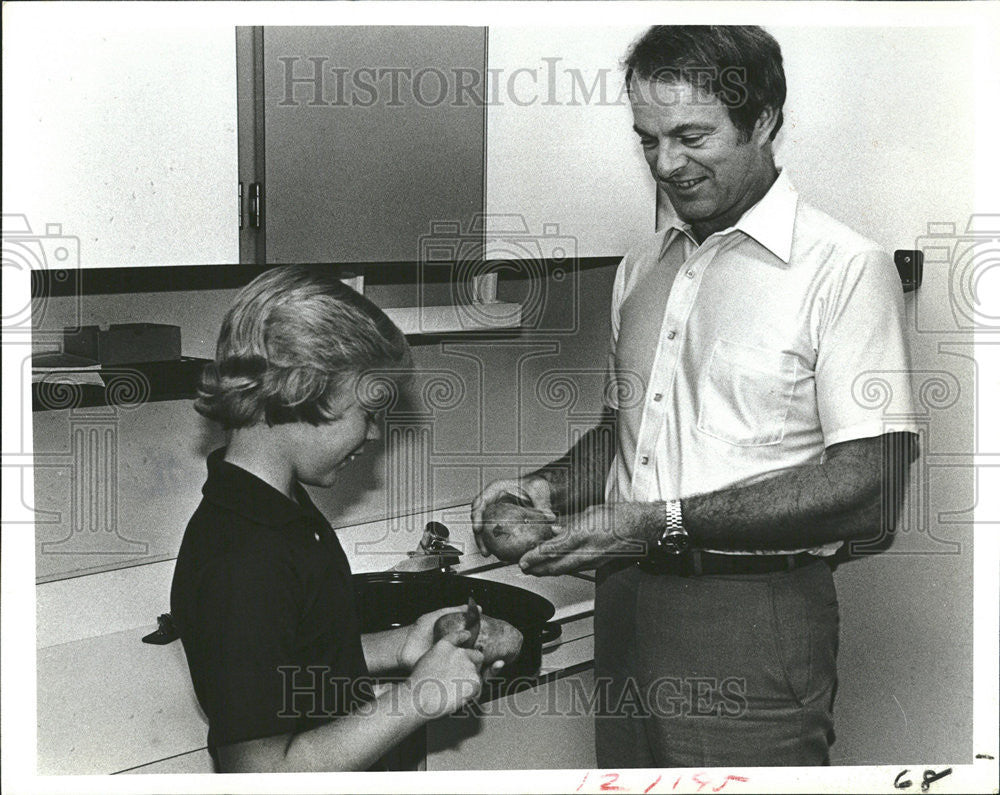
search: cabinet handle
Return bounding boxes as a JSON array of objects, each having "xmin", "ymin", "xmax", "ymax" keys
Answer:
[{"xmin": 249, "ymin": 182, "xmax": 263, "ymax": 230}]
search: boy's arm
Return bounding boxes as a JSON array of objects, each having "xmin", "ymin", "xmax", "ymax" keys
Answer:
[
  {"xmin": 218, "ymin": 633, "xmax": 482, "ymax": 773},
  {"xmin": 360, "ymin": 628, "xmax": 409, "ymax": 675}
]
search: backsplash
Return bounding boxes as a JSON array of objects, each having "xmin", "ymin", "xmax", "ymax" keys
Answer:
[{"xmin": 31, "ymin": 264, "xmax": 617, "ymax": 581}]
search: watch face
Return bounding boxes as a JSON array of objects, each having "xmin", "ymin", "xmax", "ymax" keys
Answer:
[{"xmin": 661, "ymin": 529, "xmax": 690, "ymax": 554}]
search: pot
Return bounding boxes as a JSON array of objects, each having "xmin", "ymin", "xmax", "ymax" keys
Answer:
[{"xmin": 352, "ymin": 571, "xmax": 562, "ymax": 679}]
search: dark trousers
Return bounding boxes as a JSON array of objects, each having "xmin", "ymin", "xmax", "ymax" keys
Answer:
[{"xmin": 594, "ymin": 559, "xmax": 839, "ymax": 768}]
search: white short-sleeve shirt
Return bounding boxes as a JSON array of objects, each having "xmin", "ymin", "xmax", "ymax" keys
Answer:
[{"xmin": 605, "ymin": 171, "xmax": 918, "ymax": 555}]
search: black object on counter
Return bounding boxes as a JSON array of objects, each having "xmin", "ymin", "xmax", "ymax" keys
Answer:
[
  {"xmin": 65, "ymin": 323, "xmax": 182, "ymax": 365},
  {"xmin": 142, "ymin": 613, "xmax": 179, "ymax": 645},
  {"xmin": 353, "ymin": 571, "xmax": 561, "ymax": 681},
  {"xmin": 32, "ymin": 357, "xmax": 211, "ymax": 412}
]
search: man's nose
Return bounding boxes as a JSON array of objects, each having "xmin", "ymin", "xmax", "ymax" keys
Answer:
[
  {"xmin": 366, "ymin": 419, "xmax": 382, "ymax": 442},
  {"xmin": 656, "ymin": 140, "xmax": 688, "ymax": 178}
]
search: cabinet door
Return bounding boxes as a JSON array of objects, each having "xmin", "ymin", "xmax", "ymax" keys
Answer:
[
  {"xmin": 485, "ymin": 27, "xmax": 655, "ymax": 260},
  {"xmin": 426, "ymin": 669, "xmax": 597, "ymax": 770},
  {"xmin": 261, "ymin": 27, "xmax": 486, "ymax": 264}
]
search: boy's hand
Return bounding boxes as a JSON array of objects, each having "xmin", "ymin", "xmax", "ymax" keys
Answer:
[
  {"xmin": 406, "ymin": 630, "xmax": 485, "ymax": 718},
  {"xmin": 397, "ymin": 604, "xmax": 478, "ymax": 672}
]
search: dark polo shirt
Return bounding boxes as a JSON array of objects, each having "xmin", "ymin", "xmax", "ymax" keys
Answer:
[{"xmin": 170, "ymin": 448, "xmax": 374, "ymax": 762}]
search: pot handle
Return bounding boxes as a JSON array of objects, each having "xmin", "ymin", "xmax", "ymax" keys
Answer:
[{"xmin": 539, "ymin": 621, "xmax": 562, "ymax": 645}]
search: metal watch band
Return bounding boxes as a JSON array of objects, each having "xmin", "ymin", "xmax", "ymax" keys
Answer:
[
  {"xmin": 655, "ymin": 498, "xmax": 690, "ymax": 555},
  {"xmin": 664, "ymin": 498, "xmax": 684, "ymax": 533}
]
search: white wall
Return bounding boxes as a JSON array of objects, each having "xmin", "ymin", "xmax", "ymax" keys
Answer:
[
  {"xmin": 2, "ymin": 12, "xmax": 238, "ymax": 267},
  {"xmin": 770, "ymin": 26, "xmax": 977, "ymax": 764},
  {"xmin": 486, "ymin": 27, "xmax": 655, "ymax": 258}
]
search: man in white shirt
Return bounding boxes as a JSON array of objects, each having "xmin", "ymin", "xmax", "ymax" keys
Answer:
[{"xmin": 472, "ymin": 25, "xmax": 918, "ymax": 766}]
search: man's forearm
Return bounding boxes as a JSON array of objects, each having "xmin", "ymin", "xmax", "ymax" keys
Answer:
[
  {"xmin": 636, "ymin": 432, "xmax": 917, "ymax": 552},
  {"xmin": 682, "ymin": 464, "xmax": 883, "ymax": 551},
  {"xmin": 532, "ymin": 407, "xmax": 617, "ymax": 516}
]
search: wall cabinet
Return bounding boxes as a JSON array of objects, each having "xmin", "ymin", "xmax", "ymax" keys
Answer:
[
  {"xmin": 8, "ymin": 24, "xmax": 653, "ymax": 272},
  {"xmin": 240, "ymin": 25, "xmax": 655, "ymax": 267},
  {"xmin": 241, "ymin": 27, "xmax": 486, "ymax": 265}
]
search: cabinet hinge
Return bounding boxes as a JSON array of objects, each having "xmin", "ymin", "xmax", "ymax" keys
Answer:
[{"xmin": 249, "ymin": 183, "xmax": 263, "ymax": 230}]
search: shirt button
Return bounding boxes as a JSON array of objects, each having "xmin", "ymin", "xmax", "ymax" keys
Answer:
[
  {"xmin": 653, "ymin": 393, "xmax": 663, "ymax": 402},
  {"xmin": 640, "ymin": 455, "xmax": 649, "ymax": 465},
  {"xmin": 686, "ymin": 270, "xmax": 695, "ymax": 278},
  {"xmin": 666, "ymin": 330, "xmax": 676, "ymax": 340}
]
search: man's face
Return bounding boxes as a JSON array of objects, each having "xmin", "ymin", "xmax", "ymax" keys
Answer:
[{"xmin": 629, "ymin": 78, "xmax": 774, "ymax": 239}]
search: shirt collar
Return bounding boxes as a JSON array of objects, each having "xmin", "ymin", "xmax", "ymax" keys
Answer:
[
  {"xmin": 659, "ymin": 169, "xmax": 798, "ymax": 264},
  {"xmin": 201, "ymin": 447, "xmax": 321, "ymax": 531}
]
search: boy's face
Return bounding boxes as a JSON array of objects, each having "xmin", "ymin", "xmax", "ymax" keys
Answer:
[{"xmin": 286, "ymin": 397, "xmax": 381, "ymax": 488}]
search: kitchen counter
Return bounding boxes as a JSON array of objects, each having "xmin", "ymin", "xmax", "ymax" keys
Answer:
[{"xmin": 36, "ymin": 503, "xmax": 598, "ymax": 775}]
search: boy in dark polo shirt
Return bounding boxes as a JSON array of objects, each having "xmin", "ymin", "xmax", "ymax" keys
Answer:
[{"xmin": 171, "ymin": 266, "xmax": 489, "ymax": 772}]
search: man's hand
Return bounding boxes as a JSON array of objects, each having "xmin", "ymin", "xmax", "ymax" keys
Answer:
[
  {"xmin": 395, "ymin": 604, "xmax": 478, "ymax": 672},
  {"xmin": 471, "ymin": 476, "xmax": 556, "ymax": 556},
  {"xmin": 518, "ymin": 503, "xmax": 650, "ymax": 576}
]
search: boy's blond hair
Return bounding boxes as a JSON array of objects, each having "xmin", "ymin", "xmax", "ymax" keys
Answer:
[{"xmin": 195, "ymin": 266, "xmax": 411, "ymax": 429}]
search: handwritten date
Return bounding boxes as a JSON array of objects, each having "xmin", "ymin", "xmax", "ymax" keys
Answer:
[{"xmin": 576, "ymin": 771, "xmax": 750, "ymax": 793}]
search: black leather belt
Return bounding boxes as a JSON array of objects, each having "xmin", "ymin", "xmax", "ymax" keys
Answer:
[{"xmin": 637, "ymin": 550, "xmax": 821, "ymax": 577}]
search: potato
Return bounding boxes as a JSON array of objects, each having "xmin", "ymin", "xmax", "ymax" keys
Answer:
[
  {"xmin": 480, "ymin": 498, "xmax": 557, "ymax": 562},
  {"xmin": 432, "ymin": 597, "xmax": 480, "ymax": 647},
  {"xmin": 433, "ymin": 597, "xmax": 523, "ymax": 667}
]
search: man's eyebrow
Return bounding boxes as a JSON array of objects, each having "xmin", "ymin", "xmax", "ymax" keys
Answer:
[
  {"xmin": 632, "ymin": 122, "xmax": 714, "ymax": 138},
  {"xmin": 667, "ymin": 123, "xmax": 714, "ymax": 137}
]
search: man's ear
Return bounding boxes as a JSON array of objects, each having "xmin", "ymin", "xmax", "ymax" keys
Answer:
[{"xmin": 753, "ymin": 106, "xmax": 779, "ymax": 146}]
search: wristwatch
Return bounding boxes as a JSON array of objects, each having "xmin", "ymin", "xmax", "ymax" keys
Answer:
[{"xmin": 653, "ymin": 498, "xmax": 690, "ymax": 555}]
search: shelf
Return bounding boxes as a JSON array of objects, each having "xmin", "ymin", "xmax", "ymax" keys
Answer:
[
  {"xmin": 31, "ymin": 303, "xmax": 522, "ymax": 412},
  {"xmin": 32, "ymin": 357, "xmax": 209, "ymax": 412},
  {"xmin": 29, "ymin": 259, "xmax": 621, "ymax": 298},
  {"xmin": 383, "ymin": 302, "xmax": 522, "ymax": 336}
]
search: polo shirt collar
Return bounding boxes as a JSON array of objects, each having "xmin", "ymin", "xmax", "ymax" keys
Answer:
[
  {"xmin": 201, "ymin": 447, "xmax": 317, "ymax": 529},
  {"xmin": 659, "ymin": 169, "xmax": 798, "ymax": 264}
]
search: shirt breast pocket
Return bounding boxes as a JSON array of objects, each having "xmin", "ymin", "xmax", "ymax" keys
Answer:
[{"xmin": 696, "ymin": 339, "xmax": 798, "ymax": 447}]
